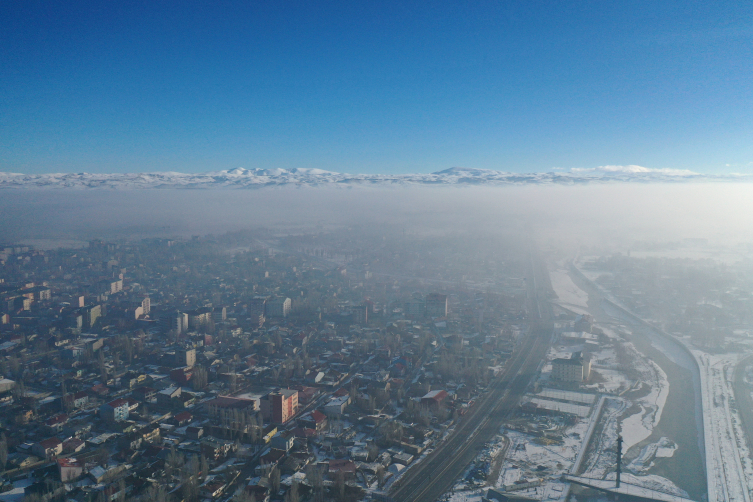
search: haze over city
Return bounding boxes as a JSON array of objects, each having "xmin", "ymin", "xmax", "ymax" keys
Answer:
[{"xmin": 1, "ymin": 2, "xmax": 753, "ymax": 502}]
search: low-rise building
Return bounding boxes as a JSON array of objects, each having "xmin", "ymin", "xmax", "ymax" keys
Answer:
[
  {"xmin": 323, "ymin": 395, "xmax": 350, "ymax": 418},
  {"xmin": 551, "ymin": 352, "xmax": 591, "ymax": 382},
  {"xmin": 157, "ymin": 386, "xmax": 182, "ymax": 407},
  {"xmin": 100, "ymin": 398, "xmax": 130, "ymax": 422},
  {"xmin": 58, "ymin": 457, "xmax": 84, "ymax": 481},
  {"xmin": 33, "ymin": 437, "xmax": 63, "ymax": 460}
]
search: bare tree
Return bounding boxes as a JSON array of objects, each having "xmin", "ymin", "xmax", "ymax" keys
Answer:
[
  {"xmin": 186, "ymin": 454, "xmax": 200, "ymax": 478},
  {"xmin": 366, "ymin": 442, "xmax": 379, "ymax": 462},
  {"xmin": 143, "ymin": 484, "xmax": 170, "ymax": 502},
  {"xmin": 193, "ymin": 365, "xmax": 208, "ymax": 390},
  {"xmin": 377, "ymin": 466, "xmax": 385, "ymax": 489},
  {"xmin": 181, "ymin": 478, "xmax": 199, "ymax": 502},
  {"xmin": 95, "ymin": 447, "xmax": 109, "ymax": 467},
  {"xmin": 306, "ymin": 464, "xmax": 324, "ymax": 502},
  {"xmin": 117, "ymin": 479, "xmax": 126, "ymax": 501},
  {"xmin": 334, "ymin": 470, "xmax": 345, "ymax": 501},
  {"xmin": 98, "ymin": 350, "xmax": 107, "ymax": 383},
  {"xmin": 123, "ymin": 336, "xmax": 134, "ymax": 365},
  {"xmin": 200, "ymin": 454, "xmax": 209, "ymax": 481},
  {"xmin": 166, "ymin": 446, "xmax": 184, "ymax": 478},
  {"xmin": 232, "ymin": 489, "xmax": 255, "ymax": 502},
  {"xmin": 270, "ymin": 466, "xmax": 281, "ymax": 494},
  {"xmin": 0, "ymin": 434, "xmax": 7, "ymax": 471},
  {"xmin": 285, "ymin": 480, "xmax": 300, "ymax": 502},
  {"xmin": 8, "ymin": 356, "xmax": 20, "ymax": 377}
]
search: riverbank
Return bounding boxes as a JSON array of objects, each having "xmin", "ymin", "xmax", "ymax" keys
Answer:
[{"xmin": 563, "ymin": 263, "xmax": 707, "ymax": 500}]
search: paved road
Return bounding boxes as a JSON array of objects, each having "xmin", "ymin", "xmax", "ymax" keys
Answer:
[{"xmin": 389, "ymin": 252, "xmax": 554, "ymax": 502}]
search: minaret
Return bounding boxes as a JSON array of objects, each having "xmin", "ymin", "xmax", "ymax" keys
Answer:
[{"xmin": 616, "ymin": 435, "xmax": 623, "ymax": 488}]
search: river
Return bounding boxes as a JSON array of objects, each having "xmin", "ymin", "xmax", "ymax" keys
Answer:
[{"xmin": 568, "ymin": 266, "xmax": 707, "ymax": 500}]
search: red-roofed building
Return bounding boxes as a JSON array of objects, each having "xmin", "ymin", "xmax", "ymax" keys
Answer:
[
  {"xmin": 173, "ymin": 411, "xmax": 193, "ymax": 426},
  {"xmin": 328, "ymin": 459, "xmax": 357, "ymax": 479},
  {"xmin": 90, "ymin": 383, "xmax": 110, "ymax": 396},
  {"xmin": 170, "ymin": 367, "xmax": 193, "ymax": 385},
  {"xmin": 100, "ymin": 398, "xmax": 130, "ymax": 422},
  {"xmin": 63, "ymin": 391, "xmax": 89, "ymax": 409},
  {"xmin": 333, "ymin": 388, "xmax": 349, "ymax": 398},
  {"xmin": 62, "ymin": 437, "xmax": 85, "ymax": 454},
  {"xmin": 421, "ymin": 389, "xmax": 449, "ymax": 409},
  {"xmin": 33, "ymin": 437, "xmax": 63, "ymax": 460},
  {"xmin": 58, "ymin": 457, "xmax": 84, "ymax": 481},
  {"xmin": 298, "ymin": 410, "xmax": 327, "ymax": 432},
  {"xmin": 292, "ymin": 385, "xmax": 320, "ymax": 404},
  {"xmin": 45, "ymin": 413, "xmax": 69, "ymax": 432}
]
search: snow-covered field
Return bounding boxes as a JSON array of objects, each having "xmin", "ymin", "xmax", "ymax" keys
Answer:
[
  {"xmin": 619, "ymin": 353, "xmax": 669, "ymax": 452},
  {"xmin": 549, "ymin": 268, "xmax": 590, "ymax": 315},
  {"xmin": 491, "ymin": 422, "xmax": 591, "ymax": 502}
]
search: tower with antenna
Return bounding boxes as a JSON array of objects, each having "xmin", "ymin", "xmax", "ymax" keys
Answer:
[{"xmin": 616, "ymin": 435, "xmax": 623, "ymax": 488}]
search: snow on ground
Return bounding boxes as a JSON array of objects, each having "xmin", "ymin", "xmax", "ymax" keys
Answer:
[
  {"xmin": 440, "ymin": 415, "xmax": 594, "ymax": 502},
  {"xmin": 621, "ymin": 358, "xmax": 668, "ymax": 452},
  {"xmin": 582, "ymin": 324, "xmax": 669, "ymax": 455},
  {"xmin": 444, "ymin": 491, "xmax": 484, "ymax": 502},
  {"xmin": 549, "ymin": 268, "xmax": 590, "ymax": 315},
  {"xmin": 621, "ymin": 409, "xmax": 653, "ymax": 453},
  {"xmin": 579, "ymin": 322, "xmax": 675, "ymax": 498},
  {"xmin": 0, "ymin": 479, "xmax": 33, "ymax": 502},
  {"xmin": 607, "ymin": 338, "xmax": 669, "ymax": 453},
  {"xmin": 655, "ymin": 444, "xmax": 677, "ymax": 458},
  {"xmin": 439, "ymin": 434, "xmax": 508, "ymax": 502},
  {"xmin": 493, "ymin": 420, "xmax": 591, "ymax": 498},
  {"xmin": 602, "ymin": 472, "xmax": 689, "ymax": 498},
  {"xmin": 628, "ymin": 437, "xmax": 677, "ymax": 473},
  {"xmin": 695, "ymin": 351, "xmax": 752, "ymax": 502},
  {"xmin": 582, "ymin": 397, "xmax": 626, "ymax": 479}
]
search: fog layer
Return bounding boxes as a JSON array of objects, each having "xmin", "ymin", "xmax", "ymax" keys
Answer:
[{"xmin": 2, "ymin": 184, "xmax": 752, "ymax": 249}]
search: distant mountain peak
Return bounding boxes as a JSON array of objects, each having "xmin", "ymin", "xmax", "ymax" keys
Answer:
[
  {"xmin": 432, "ymin": 167, "xmax": 500, "ymax": 175},
  {"xmin": 0, "ymin": 166, "xmax": 748, "ymax": 189}
]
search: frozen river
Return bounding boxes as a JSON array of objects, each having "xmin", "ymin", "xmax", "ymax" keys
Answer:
[{"xmin": 558, "ymin": 264, "xmax": 707, "ymax": 500}]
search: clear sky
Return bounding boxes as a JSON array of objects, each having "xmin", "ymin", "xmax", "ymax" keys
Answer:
[{"xmin": 1, "ymin": 1, "xmax": 751, "ymax": 175}]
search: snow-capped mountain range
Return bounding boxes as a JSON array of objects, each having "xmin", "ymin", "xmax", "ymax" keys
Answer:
[{"xmin": 0, "ymin": 166, "xmax": 748, "ymax": 189}]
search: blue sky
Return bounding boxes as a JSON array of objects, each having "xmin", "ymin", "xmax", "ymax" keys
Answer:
[{"xmin": 1, "ymin": 1, "xmax": 751, "ymax": 174}]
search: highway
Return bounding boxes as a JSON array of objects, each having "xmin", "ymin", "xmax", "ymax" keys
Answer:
[{"xmin": 389, "ymin": 252, "xmax": 554, "ymax": 502}]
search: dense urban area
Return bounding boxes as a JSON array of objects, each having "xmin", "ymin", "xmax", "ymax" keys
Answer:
[{"xmin": 1, "ymin": 230, "xmax": 752, "ymax": 502}]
